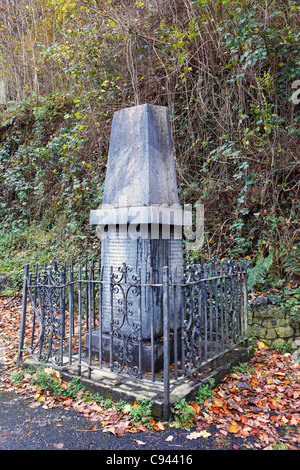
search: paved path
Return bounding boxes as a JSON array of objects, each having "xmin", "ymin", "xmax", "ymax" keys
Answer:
[{"xmin": 0, "ymin": 389, "xmax": 257, "ymax": 453}]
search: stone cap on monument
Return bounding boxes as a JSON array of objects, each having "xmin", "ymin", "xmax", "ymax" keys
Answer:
[
  {"xmin": 90, "ymin": 103, "xmax": 191, "ymax": 226},
  {"xmin": 104, "ymin": 103, "xmax": 178, "ymax": 206}
]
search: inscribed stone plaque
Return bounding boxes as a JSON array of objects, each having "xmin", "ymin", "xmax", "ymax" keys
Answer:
[{"xmin": 100, "ymin": 226, "xmax": 183, "ymax": 340}]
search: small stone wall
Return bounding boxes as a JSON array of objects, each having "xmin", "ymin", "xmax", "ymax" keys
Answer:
[{"xmin": 249, "ymin": 296, "xmax": 300, "ymax": 350}]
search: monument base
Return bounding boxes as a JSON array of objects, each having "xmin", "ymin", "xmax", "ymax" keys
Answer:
[{"xmin": 85, "ymin": 330, "xmax": 179, "ymax": 373}]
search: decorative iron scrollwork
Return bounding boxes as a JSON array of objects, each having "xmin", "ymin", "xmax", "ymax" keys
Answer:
[
  {"xmin": 29, "ymin": 259, "xmax": 66, "ymax": 365},
  {"xmin": 110, "ymin": 265, "xmax": 142, "ymax": 377},
  {"xmin": 22, "ymin": 257, "xmax": 248, "ymax": 381}
]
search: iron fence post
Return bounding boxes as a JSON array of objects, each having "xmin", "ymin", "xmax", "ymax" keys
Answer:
[
  {"xmin": 69, "ymin": 266, "xmax": 74, "ymax": 365},
  {"xmin": 110, "ymin": 266, "xmax": 114, "ymax": 370},
  {"xmin": 137, "ymin": 266, "xmax": 142, "ymax": 379},
  {"xmin": 243, "ymin": 260, "xmax": 249, "ymax": 347},
  {"xmin": 59, "ymin": 270, "xmax": 64, "ymax": 367},
  {"xmin": 78, "ymin": 262, "xmax": 82, "ymax": 376},
  {"xmin": 17, "ymin": 263, "xmax": 30, "ymax": 367},
  {"xmin": 88, "ymin": 266, "xmax": 92, "ymax": 379},
  {"xmin": 98, "ymin": 262, "xmax": 104, "ymax": 368},
  {"xmin": 30, "ymin": 263, "xmax": 38, "ymax": 348},
  {"xmin": 149, "ymin": 266, "xmax": 155, "ymax": 382},
  {"xmin": 163, "ymin": 266, "xmax": 170, "ymax": 420}
]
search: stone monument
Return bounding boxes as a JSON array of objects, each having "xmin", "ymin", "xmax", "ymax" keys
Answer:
[{"xmin": 89, "ymin": 103, "xmax": 190, "ymax": 371}]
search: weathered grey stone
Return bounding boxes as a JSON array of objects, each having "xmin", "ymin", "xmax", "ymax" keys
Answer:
[
  {"xmin": 265, "ymin": 328, "xmax": 277, "ymax": 340},
  {"xmin": 257, "ymin": 296, "xmax": 268, "ymax": 305},
  {"xmin": 292, "ymin": 338, "xmax": 300, "ymax": 350},
  {"xmin": 277, "ymin": 319, "xmax": 289, "ymax": 327},
  {"xmin": 267, "ymin": 307, "xmax": 283, "ymax": 319},
  {"xmin": 272, "ymin": 338, "xmax": 286, "ymax": 349},
  {"xmin": 85, "ymin": 330, "xmax": 164, "ymax": 371},
  {"xmin": 262, "ymin": 319, "xmax": 277, "ymax": 328},
  {"xmin": 102, "ymin": 103, "xmax": 179, "ymax": 208},
  {"xmin": 99, "ymin": 225, "xmax": 183, "ymax": 340},
  {"xmin": 85, "ymin": 329, "xmax": 181, "ymax": 372},
  {"xmin": 250, "ymin": 303, "xmax": 282, "ymax": 319},
  {"xmin": 100, "ymin": 105, "xmax": 183, "ymax": 340},
  {"xmin": 249, "ymin": 300, "xmax": 300, "ymax": 349},
  {"xmin": 276, "ymin": 325, "xmax": 294, "ymax": 338},
  {"xmin": 88, "ymin": 104, "xmax": 184, "ymax": 368},
  {"xmin": 249, "ymin": 324, "xmax": 266, "ymax": 337}
]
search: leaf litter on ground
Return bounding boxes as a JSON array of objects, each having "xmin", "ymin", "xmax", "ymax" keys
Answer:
[
  {"xmin": 0, "ymin": 295, "xmax": 299, "ymax": 449},
  {"xmin": 194, "ymin": 344, "xmax": 300, "ymax": 449}
]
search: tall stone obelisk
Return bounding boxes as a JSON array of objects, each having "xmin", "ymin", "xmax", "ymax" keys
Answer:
[{"xmin": 89, "ymin": 104, "xmax": 189, "ymax": 370}]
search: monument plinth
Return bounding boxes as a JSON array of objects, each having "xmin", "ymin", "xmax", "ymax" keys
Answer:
[{"xmin": 88, "ymin": 104, "xmax": 190, "ymax": 371}]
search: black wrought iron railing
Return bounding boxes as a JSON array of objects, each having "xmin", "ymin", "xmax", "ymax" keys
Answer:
[{"xmin": 17, "ymin": 258, "xmax": 248, "ymax": 413}]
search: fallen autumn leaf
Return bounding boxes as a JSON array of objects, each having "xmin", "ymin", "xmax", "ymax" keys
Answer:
[
  {"xmin": 134, "ymin": 439, "xmax": 146, "ymax": 446},
  {"xmin": 187, "ymin": 430, "xmax": 211, "ymax": 440}
]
